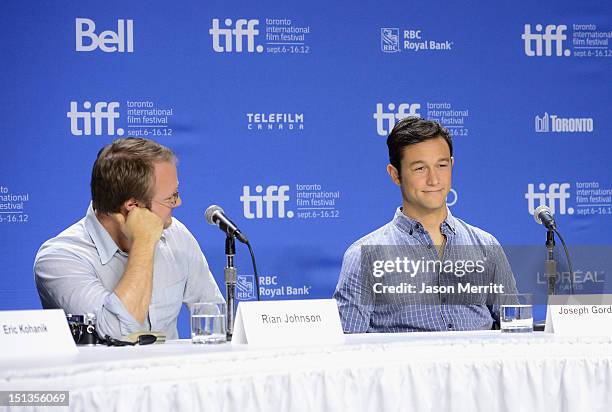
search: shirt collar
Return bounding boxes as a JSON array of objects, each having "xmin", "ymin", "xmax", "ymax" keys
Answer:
[
  {"xmin": 84, "ymin": 203, "xmax": 120, "ymax": 265},
  {"xmin": 392, "ymin": 206, "xmax": 457, "ymax": 236},
  {"xmin": 84, "ymin": 203, "xmax": 168, "ymax": 265}
]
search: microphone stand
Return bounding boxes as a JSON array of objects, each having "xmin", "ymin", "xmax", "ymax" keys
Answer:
[
  {"xmin": 544, "ymin": 229, "xmax": 557, "ymax": 296},
  {"xmin": 536, "ymin": 217, "xmax": 574, "ymax": 332},
  {"xmin": 224, "ymin": 235, "xmax": 237, "ymax": 341}
]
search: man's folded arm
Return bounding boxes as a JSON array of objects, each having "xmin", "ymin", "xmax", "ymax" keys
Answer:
[{"xmin": 34, "ymin": 250, "xmax": 146, "ymax": 339}]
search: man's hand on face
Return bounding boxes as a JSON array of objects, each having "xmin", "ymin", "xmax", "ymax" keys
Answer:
[{"xmin": 113, "ymin": 206, "xmax": 164, "ymax": 245}]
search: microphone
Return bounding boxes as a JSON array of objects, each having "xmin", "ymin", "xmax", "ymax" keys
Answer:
[
  {"xmin": 205, "ymin": 205, "xmax": 248, "ymax": 244},
  {"xmin": 533, "ymin": 205, "xmax": 557, "ymax": 230}
]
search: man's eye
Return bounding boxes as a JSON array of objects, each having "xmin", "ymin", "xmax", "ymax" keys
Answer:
[
  {"xmin": 439, "ymin": 163, "xmax": 448, "ymax": 168},
  {"xmin": 413, "ymin": 167, "xmax": 424, "ymax": 172}
]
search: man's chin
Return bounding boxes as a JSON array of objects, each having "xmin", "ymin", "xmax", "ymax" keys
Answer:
[
  {"xmin": 419, "ymin": 201, "xmax": 447, "ymax": 212},
  {"xmin": 420, "ymin": 193, "xmax": 448, "ymax": 209}
]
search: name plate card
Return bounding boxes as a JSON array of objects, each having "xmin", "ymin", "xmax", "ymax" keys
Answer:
[
  {"xmin": 0, "ymin": 309, "xmax": 78, "ymax": 360},
  {"xmin": 545, "ymin": 294, "xmax": 612, "ymax": 336},
  {"xmin": 232, "ymin": 299, "xmax": 345, "ymax": 347}
]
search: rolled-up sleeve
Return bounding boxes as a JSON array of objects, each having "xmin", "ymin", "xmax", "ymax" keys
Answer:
[
  {"xmin": 34, "ymin": 248, "xmax": 145, "ymax": 339},
  {"xmin": 99, "ymin": 292, "xmax": 147, "ymax": 337}
]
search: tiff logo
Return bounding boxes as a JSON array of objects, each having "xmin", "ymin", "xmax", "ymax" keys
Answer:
[
  {"xmin": 381, "ymin": 28, "xmax": 400, "ymax": 53},
  {"xmin": 240, "ymin": 185, "xmax": 293, "ymax": 219},
  {"xmin": 75, "ymin": 18, "xmax": 134, "ymax": 53},
  {"xmin": 525, "ymin": 183, "xmax": 574, "ymax": 215},
  {"xmin": 209, "ymin": 18, "xmax": 264, "ymax": 53},
  {"xmin": 67, "ymin": 101, "xmax": 124, "ymax": 136},
  {"xmin": 522, "ymin": 24, "xmax": 570, "ymax": 57},
  {"xmin": 373, "ymin": 103, "xmax": 421, "ymax": 136}
]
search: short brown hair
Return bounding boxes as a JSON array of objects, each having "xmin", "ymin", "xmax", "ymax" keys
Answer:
[
  {"xmin": 387, "ymin": 117, "xmax": 453, "ymax": 174},
  {"xmin": 91, "ymin": 138, "xmax": 176, "ymax": 214}
]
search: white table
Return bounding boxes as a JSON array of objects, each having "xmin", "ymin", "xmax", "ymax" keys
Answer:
[{"xmin": 2, "ymin": 331, "xmax": 611, "ymax": 411}]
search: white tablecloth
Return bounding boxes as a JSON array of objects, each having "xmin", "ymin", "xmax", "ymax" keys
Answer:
[{"xmin": 1, "ymin": 331, "xmax": 611, "ymax": 412}]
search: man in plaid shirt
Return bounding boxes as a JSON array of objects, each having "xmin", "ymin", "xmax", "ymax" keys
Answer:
[{"xmin": 333, "ymin": 117, "xmax": 518, "ymax": 333}]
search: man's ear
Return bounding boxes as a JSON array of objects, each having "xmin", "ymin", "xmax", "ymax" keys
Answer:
[
  {"xmin": 123, "ymin": 198, "xmax": 139, "ymax": 212},
  {"xmin": 451, "ymin": 156, "xmax": 455, "ymax": 168},
  {"xmin": 386, "ymin": 164, "xmax": 401, "ymax": 186}
]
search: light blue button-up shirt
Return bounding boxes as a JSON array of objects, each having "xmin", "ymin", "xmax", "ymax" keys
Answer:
[
  {"xmin": 34, "ymin": 204, "xmax": 224, "ymax": 339},
  {"xmin": 333, "ymin": 208, "xmax": 518, "ymax": 333}
]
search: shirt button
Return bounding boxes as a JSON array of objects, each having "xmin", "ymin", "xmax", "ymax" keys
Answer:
[{"xmin": 447, "ymin": 323, "xmax": 453, "ymax": 329}]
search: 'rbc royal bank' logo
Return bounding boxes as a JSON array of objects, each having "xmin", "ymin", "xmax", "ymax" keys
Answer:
[
  {"xmin": 240, "ymin": 185, "xmax": 293, "ymax": 219},
  {"xmin": 209, "ymin": 18, "xmax": 264, "ymax": 53},
  {"xmin": 373, "ymin": 103, "xmax": 421, "ymax": 136},
  {"xmin": 75, "ymin": 18, "xmax": 134, "ymax": 53},
  {"xmin": 525, "ymin": 183, "xmax": 574, "ymax": 215},
  {"xmin": 522, "ymin": 24, "xmax": 570, "ymax": 57},
  {"xmin": 237, "ymin": 275, "xmax": 256, "ymax": 300},
  {"xmin": 381, "ymin": 28, "xmax": 400, "ymax": 53},
  {"xmin": 67, "ymin": 101, "xmax": 124, "ymax": 136}
]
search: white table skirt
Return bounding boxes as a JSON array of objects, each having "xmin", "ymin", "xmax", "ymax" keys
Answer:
[{"xmin": 2, "ymin": 331, "xmax": 612, "ymax": 412}]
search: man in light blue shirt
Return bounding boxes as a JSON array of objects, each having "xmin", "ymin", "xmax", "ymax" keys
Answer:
[
  {"xmin": 34, "ymin": 138, "xmax": 223, "ymax": 340},
  {"xmin": 333, "ymin": 117, "xmax": 518, "ymax": 333}
]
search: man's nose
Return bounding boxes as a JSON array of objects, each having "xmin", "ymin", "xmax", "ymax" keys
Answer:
[{"xmin": 426, "ymin": 167, "xmax": 440, "ymax": 186}]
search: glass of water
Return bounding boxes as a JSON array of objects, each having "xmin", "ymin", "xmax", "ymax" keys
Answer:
[
  {"xmin": 191, "ymin": 302, "xmax": 227, "ymax": 344},
  {"xmin": 500, "ymin": 293, "xmax": 533, "ymax": 333}
]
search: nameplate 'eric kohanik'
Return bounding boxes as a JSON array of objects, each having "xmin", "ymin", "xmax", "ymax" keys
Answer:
[
  {"xmin": 232, "ymin": 299, "xmax": 345, "ymax": 346},
  {"xmin": 0, "ymin": 309, "xmax": 78, "ymax": 360},
  {"xmin": 545, "ymin": 294, "xmax": 612, "ymax": 336}
]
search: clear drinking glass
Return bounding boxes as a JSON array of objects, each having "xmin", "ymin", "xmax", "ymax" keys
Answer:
[
  {"xmin": 500, "ymin": 293, "xmax": 533, "ymax": 333},
  {"xmin": 191, "ymin": 302, "xmax": 227, "ymax": 344}
]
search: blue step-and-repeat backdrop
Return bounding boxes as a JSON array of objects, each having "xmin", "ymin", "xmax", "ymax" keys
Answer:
[{"xmin": 1, "ymin": 1, "xmax": 611, "ymax": 337}]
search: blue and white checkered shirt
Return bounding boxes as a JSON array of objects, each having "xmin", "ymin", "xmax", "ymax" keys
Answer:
[{"xmin": 333, "ymin": 207, "xmax": 518, "ymax": 333}]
